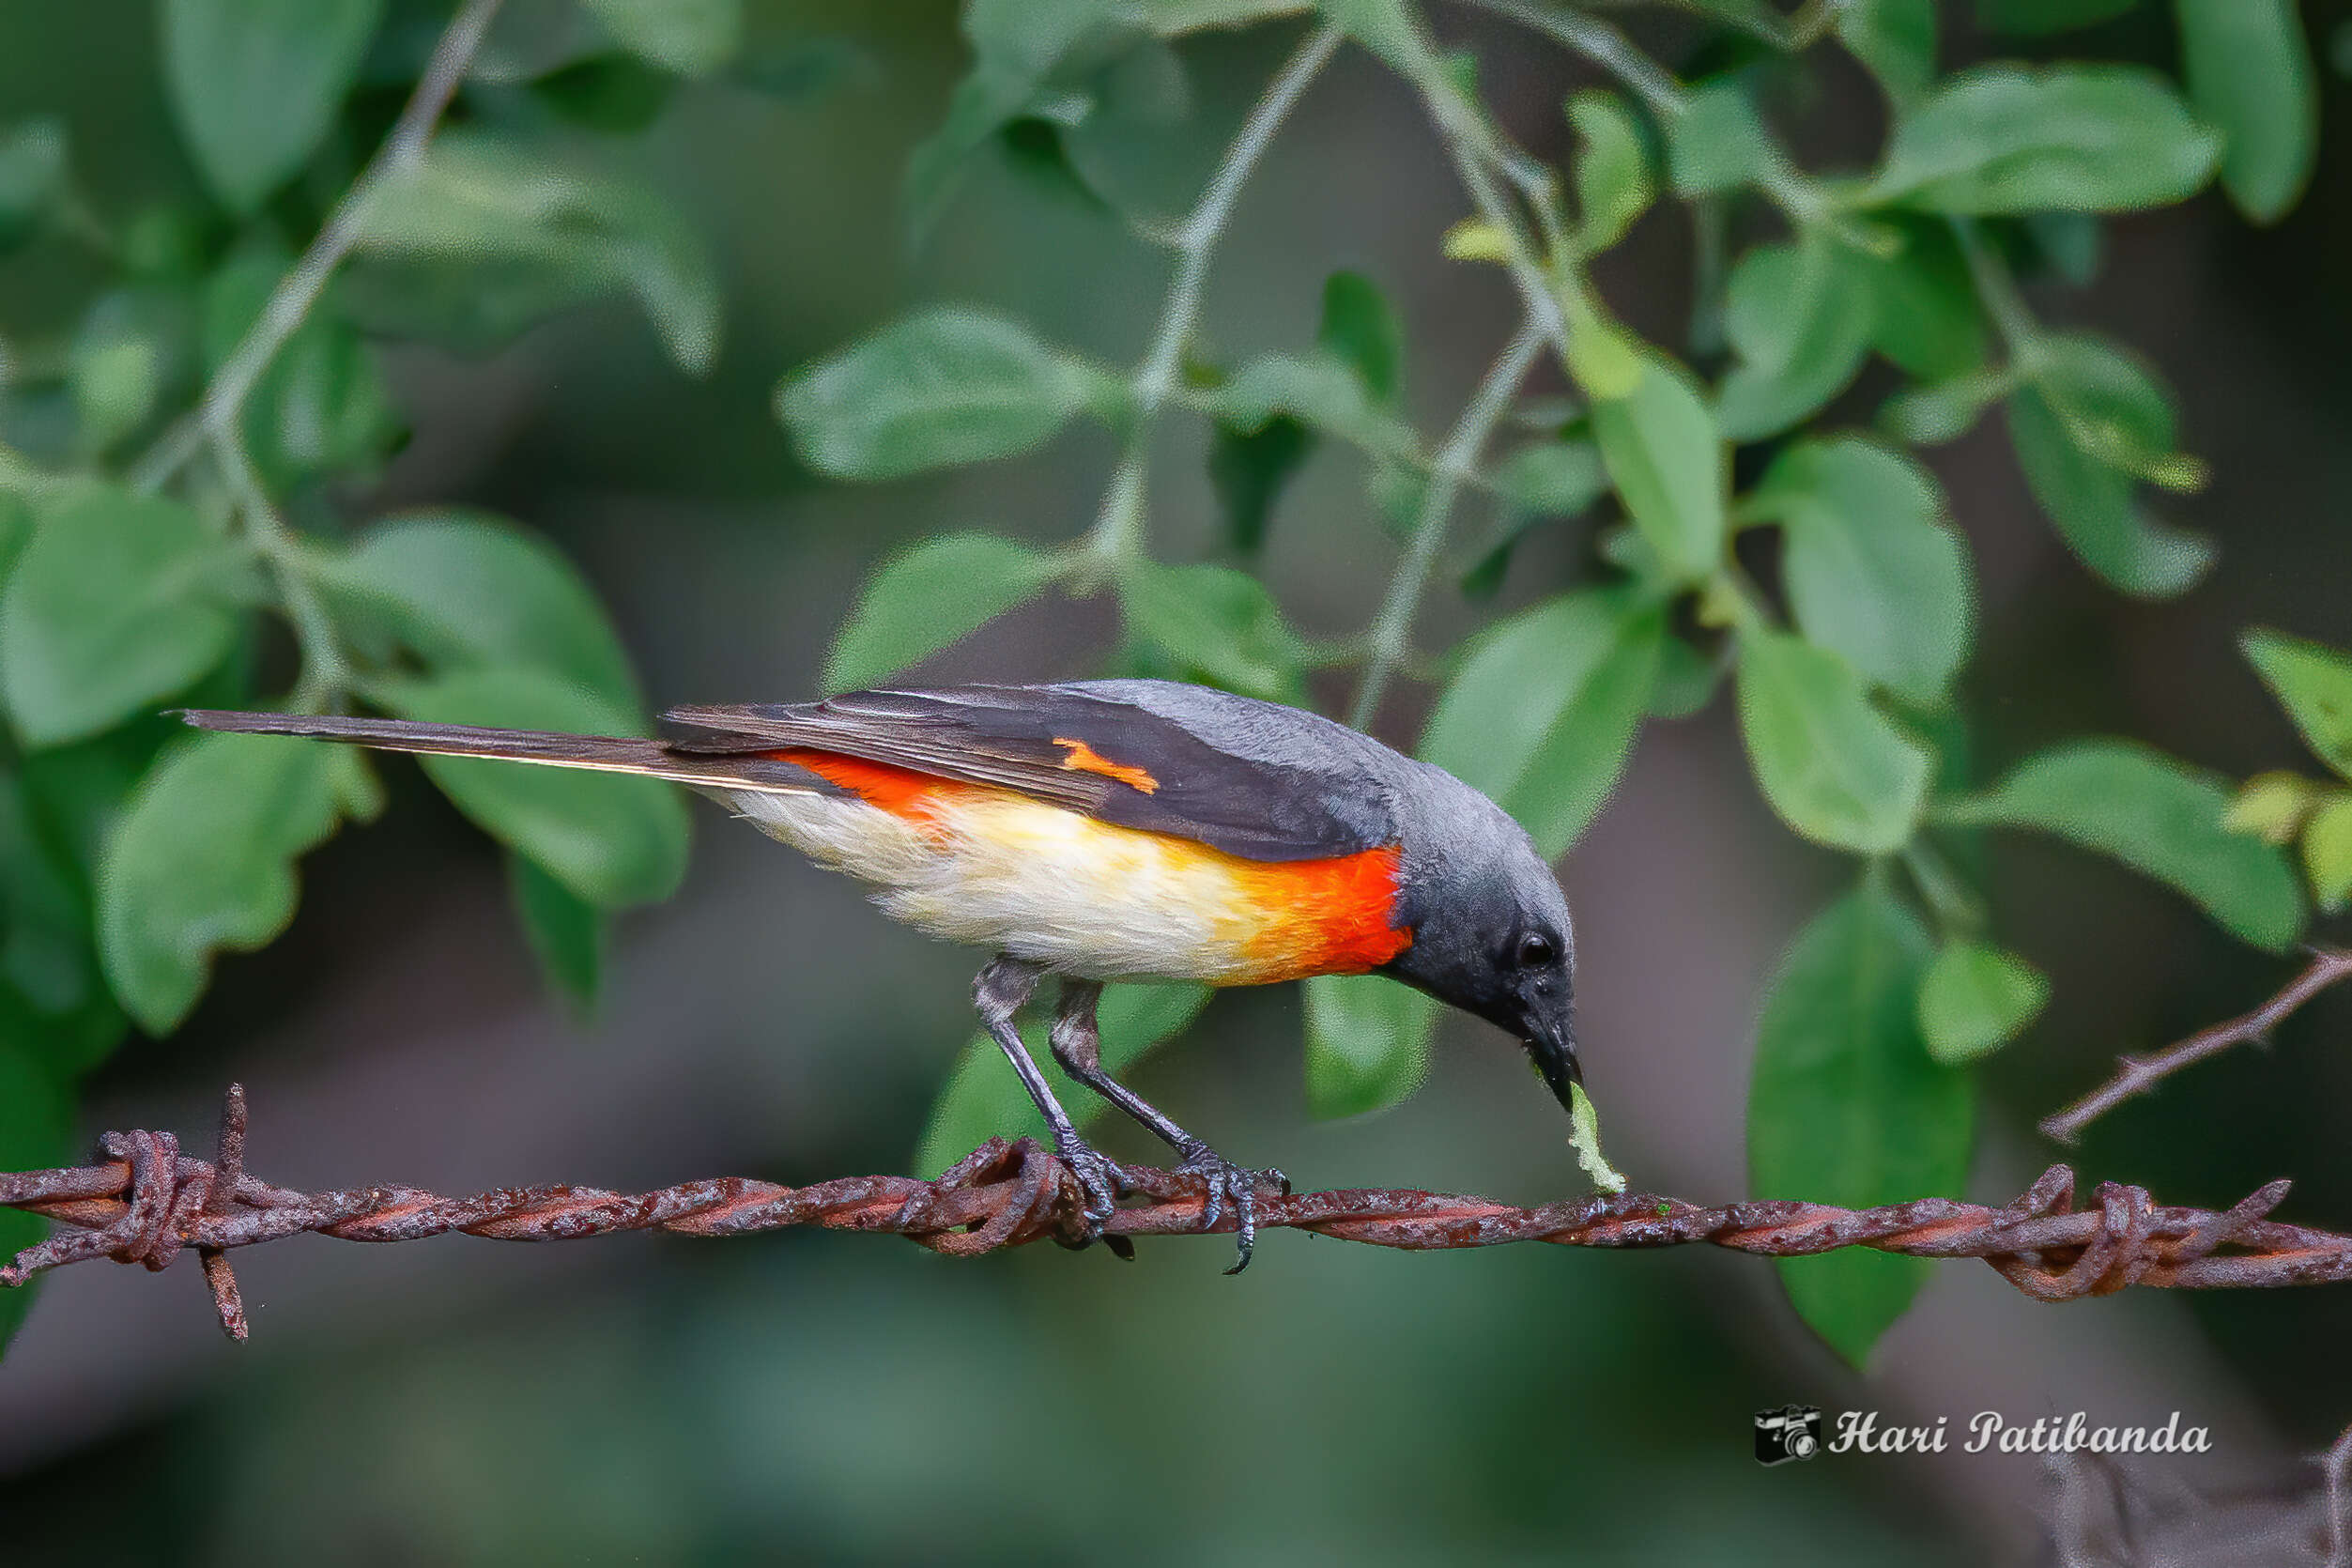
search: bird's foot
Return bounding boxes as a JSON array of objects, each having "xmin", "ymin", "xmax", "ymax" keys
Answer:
[
  {"xmin": 1175, "ymin": 1143, "xmax": 1290, "ymax": 1274},
  {"xmin": 1052, "ymin": 1134, "xmax": 1135, "ymax": 1258}
]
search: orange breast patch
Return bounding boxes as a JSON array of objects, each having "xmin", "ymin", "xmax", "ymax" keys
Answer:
[{"xmin": 1225, "ymin": 844, "xmax": 1412, "ymax": 980}]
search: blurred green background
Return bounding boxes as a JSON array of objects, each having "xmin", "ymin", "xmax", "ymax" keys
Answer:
[{"xmin": 5, "ymin": 1, "xmax": 2352, "ymax": 1561}]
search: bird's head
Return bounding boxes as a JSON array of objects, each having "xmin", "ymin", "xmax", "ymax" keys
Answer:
[{"xmin": 1380, "ymin": 777, "xmax": 1579, "ymax": 1115}]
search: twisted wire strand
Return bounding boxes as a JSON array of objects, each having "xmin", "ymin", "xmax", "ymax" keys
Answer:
[{"xmin": 4, "ymin": 1088, "xmax": 2348, "ymax": 1341}]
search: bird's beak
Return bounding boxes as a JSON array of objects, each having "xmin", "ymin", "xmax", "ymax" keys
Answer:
[{"xmin": 1525, "ymin": 1015, "xmax": 1582, "ymax": 1117}]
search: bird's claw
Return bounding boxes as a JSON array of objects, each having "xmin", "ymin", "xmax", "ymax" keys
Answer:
[
  {"xmin": 1176, "ymin": 1143, "xmax": 1289, "ymax": 1274},
  {"xmin": 1053, "ymin": 1135, "xmax": 1129, "ymax": 1253}
]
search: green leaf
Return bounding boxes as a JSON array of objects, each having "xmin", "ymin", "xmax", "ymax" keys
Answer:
[
  {"xmin": 1715, "ymin": 236, "xmax": 1875, "ymax": 442},
  {"xmin": 354, "ymin": 131, "xmax": 720, "ymax": 375},
  {"xmin": 1121, "ymin": 562, "xmax": 1304, "ymax": 703},
  {"xmin": 376, "ymin": 669, "xmax": 690, "ymax": 910},
  {"xmin": 900, "ymin": 0, "xmax": 1129, "ymax": 243},
  {"xmin": 1837, "ymin": 0, "xmax": 1937, "ymax": 109},
  {"xmin": 1304, "ymin": 973, "xmax": 1437, "ymax": 1120},
  {"xmin": 1490, "ymin": 439, "xmax": 1606, "ymax": 518},
  {"xmin": 2224, "ymin": 770, "xmax": 2317, "ymax": 844},
  {"xmin": 0, "ymin": 118, "xmax": 68, "ymax": 255},
  {"xmin": 313, "ymin": 510, "xmax": 641, "ymax": 708},
  {"xmin": 1463, "ymin": 438, "xmax": 1607, "ymax": 594},
  {"xmin": 0, "ymin": 493, "xmax": 31, "ymax": 587},
  {"xmin": 1316, "ymin": 270, "xmax": 1404, "ymax": 406},
  {"xmin": 2302, "ymin": 797, "xmax": 2352, "ymax": 915},
  {"xmin": 1420, "ymin": 588, "xmax": 1663, "ymax": 859},
  {"xmin": 1977, "ymin": 0, "xmax": 2139, "ymax": 31},
  {"xmin": 915, "ymin": 980, "xmax": 1210, "ymax": 1176},
  {"xmin": 2242, "ymin": 628, "xmax": 2352, "ymax": 780},
  {"xmin": 580, "ymin": 0, "xmax": 742, "ymax": 77},
  {"xmin": 825, "ymin": 532, "xmax": 1063, "ymax": 692},
  {"xmin": 1208, "ymin": 415, "xmax": 1313, "ymax": 553},
  {"xmin": 162, "ymin": 0, "xmax": 385, "ymax": 213},
  {"xmin": 776, "ymin": 307, "xmax": 1098, "ymax": 481},
  {"xmin": 1666, "ymin": 80, "xmax": 1772, "ymax": 197},
  {"xmin": 1880, "ymin": 370, "xmax": 2008, "ymax": 447},
  {"xmin": 1750, "ymin": 884, "xmax": 1970, "ymax": 1366},
  {"xmin": 0, "ymin": 1038, "xmax": 73, "ymax": 1352},
  {"xmin": 1945, "ymin": 740, "xmax": 2306, "ymax": 949},
  {"xmin": 1917, "ymin": 940, "xmax": 2049, "ymax": 1065},
  {"xmin": 1748, "ymin": 438, "xmax": 1974, "ymax": 706},
  {"xmin": 1735, "ymin": 631, "xmax": 1931, "ymax": 853},
  {"xmin": 97, "ymin": 732, "xmax": 348, "ymax": 1033},
  {"xmin": 2007, "ymin": 337, "xmax": 2212, "ymax": 598},
  {"xmin": 1858, "ymin": 218, "xmax": 1989, "ymax": 384},
  {"xmin": 1591, "ymin": 351, "xmax": 1727, "ymax": 585},
  {"xmin": 531, "ymin": 52, "xmax": 681, "ymax": 134},
  {"xmin": 1318, "ymin": 0, "xmax": 1430, "ymax": 78},
  {"xmin": 0, "ymin": 766, "xmax": 124, "ymax": 1077},
  {"xmin": 899, "ymin": 0, "xmax": 1279, "ymax": 238},
  {"xmin": 2178, "ymin": 0, "xmax": 2319, "ymax": 223},
  {"xmin": 1868, "ymin": 65, "xmax": 2221, "ymax": 213},
  {"xmin": 1208, "ymin": 353, "xmax": 1418, "ymax": 459},
  {"xmin": 67, "ymin": 300, "xmax": 164, "ymax": 457},
  {"xmin": 0, "ymin": 484, "xmax": 249, "ymax": 748},
  {"xmin": 1647, "ymin": 634, "xmax": 1723, "ymax": 720},
  {"xmin": 1567, "ymin": 89, "xmax": 1653, "ymax": 254},
  {"xmin": 508, "ymin": 853, "xmax": 605, "ymax": 1007}
]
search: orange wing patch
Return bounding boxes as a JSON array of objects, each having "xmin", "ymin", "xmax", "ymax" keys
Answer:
[{"xmin": 1053, "ymin": 737, "xmax": 1159, "ymax": 794}]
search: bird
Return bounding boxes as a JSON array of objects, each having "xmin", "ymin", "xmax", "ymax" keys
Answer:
[{"xmin": 178, "ymin": 680, "xmax": 1581, "ymax": 1270}]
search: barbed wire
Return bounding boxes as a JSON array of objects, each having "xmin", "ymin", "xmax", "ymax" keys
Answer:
[{"xmin": 5, "ymin": 1085, "xmax": 2350, "ymax": 1342}]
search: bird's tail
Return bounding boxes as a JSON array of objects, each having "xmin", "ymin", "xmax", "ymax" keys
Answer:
[{"xmin": 175, "ymin": 710, "xmax": 836, "ymax": 795}]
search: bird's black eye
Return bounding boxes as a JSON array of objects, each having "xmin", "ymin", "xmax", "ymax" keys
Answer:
[{"xmin": 1517, "ymin": 932, "xmax": 1556, "ymax": 968}]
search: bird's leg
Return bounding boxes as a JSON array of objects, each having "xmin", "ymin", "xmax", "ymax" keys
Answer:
[
  {"xmin": 1049, "ymin": 980, "xmax": 1288, "ymax": 1273},
  {"xmin": 973, "ymin": 955, "xmax": 1124, "ymax": 1233}
]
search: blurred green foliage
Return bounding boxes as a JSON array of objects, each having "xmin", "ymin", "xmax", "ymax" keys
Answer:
[{"xmin": 0, "ymin": 0, "xmax": 2339, "ymax": 1380}]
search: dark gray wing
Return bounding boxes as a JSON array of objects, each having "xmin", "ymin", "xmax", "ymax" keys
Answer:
[{"xmin": 663, "ymin": 684, "xmax": 1399, "ymax": 862}]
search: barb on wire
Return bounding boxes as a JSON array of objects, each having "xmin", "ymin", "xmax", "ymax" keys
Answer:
[
  {"xmin": 4, "ymin": 1087, "xmax": 2350, "ymax": 1343},
  {"xmin": 2041, "ymin": 947, "xmax": 2352, "ymax": 1145}
]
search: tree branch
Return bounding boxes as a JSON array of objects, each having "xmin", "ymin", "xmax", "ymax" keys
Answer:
[
  {"xmin": 129, "ymin": 0, "xmax": 507, "ymax": 494},
  {"xmin": 1085, "ymin": 22, "xmax": 1342, "ymax": 565},
  {"xmin": 1347, "ymin": 317, "xmax": 1544, "ymax": 730},
  {"xmin": 4, "ymin": 1086, "xmax": 2345, "ymax": 1345},
  {"xmin": 2040, "ymin": 947, "xmax": 2352, "ymax": 1145}
]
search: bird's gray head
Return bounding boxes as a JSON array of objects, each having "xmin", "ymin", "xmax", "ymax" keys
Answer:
[{"xmin": 1379, "ymin": 767, "xmax": 1579, "ymax": 1115}]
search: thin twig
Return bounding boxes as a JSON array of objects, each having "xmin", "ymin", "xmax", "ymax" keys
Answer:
[
  {"xmin": 2324, "ymin": 1422, "xmax": 2352, "ymax": 1568},
  {"xmin": 1347, "ymin": 318, "xmax": 1543, "ymax": 730},
  {"xmin": 1465, "ymin": 0, "xmax": 1831, "ymax": 228},
  {"xmin": 129, "ymin": 0, "xmax": 506, "ymax": 494},
  {"xmin": 1470, "ymin": 0, "xmax": 1686, "ymax": 117},
  {"xmin": 2040, "ymin": 948, "xmax": 2352, "ymax": 1145},
  {"xmin": 2, "ymin": 1088, "xmax": 2346, "ymax": 1343},
  {"xmin": 1086, "ymin": 23, "xmax": 1341, "ymax": 564},
  {"xmin": 212, "ymin": 433, "xmax": 352, "ymax": 711}
]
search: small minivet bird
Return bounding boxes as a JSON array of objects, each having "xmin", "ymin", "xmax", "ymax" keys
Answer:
[{"xmin": 182, "ymin": 680, "xmax": 1579, "ymax": 1269}]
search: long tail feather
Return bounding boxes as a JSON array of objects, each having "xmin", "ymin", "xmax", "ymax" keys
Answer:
[{"xmin": 175, "ymin": 710, "xmax": 837, "ymax": 795}]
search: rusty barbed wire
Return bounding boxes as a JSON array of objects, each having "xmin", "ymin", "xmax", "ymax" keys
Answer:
[{"xmin": 5, "ymin": 1085, "xmax": 2350, "ymax": 1341}]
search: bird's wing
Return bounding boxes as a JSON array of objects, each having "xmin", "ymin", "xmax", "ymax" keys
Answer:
[{"xmin": 664, "ymin": 685, "xmax": 1395, "ymax": 863}]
